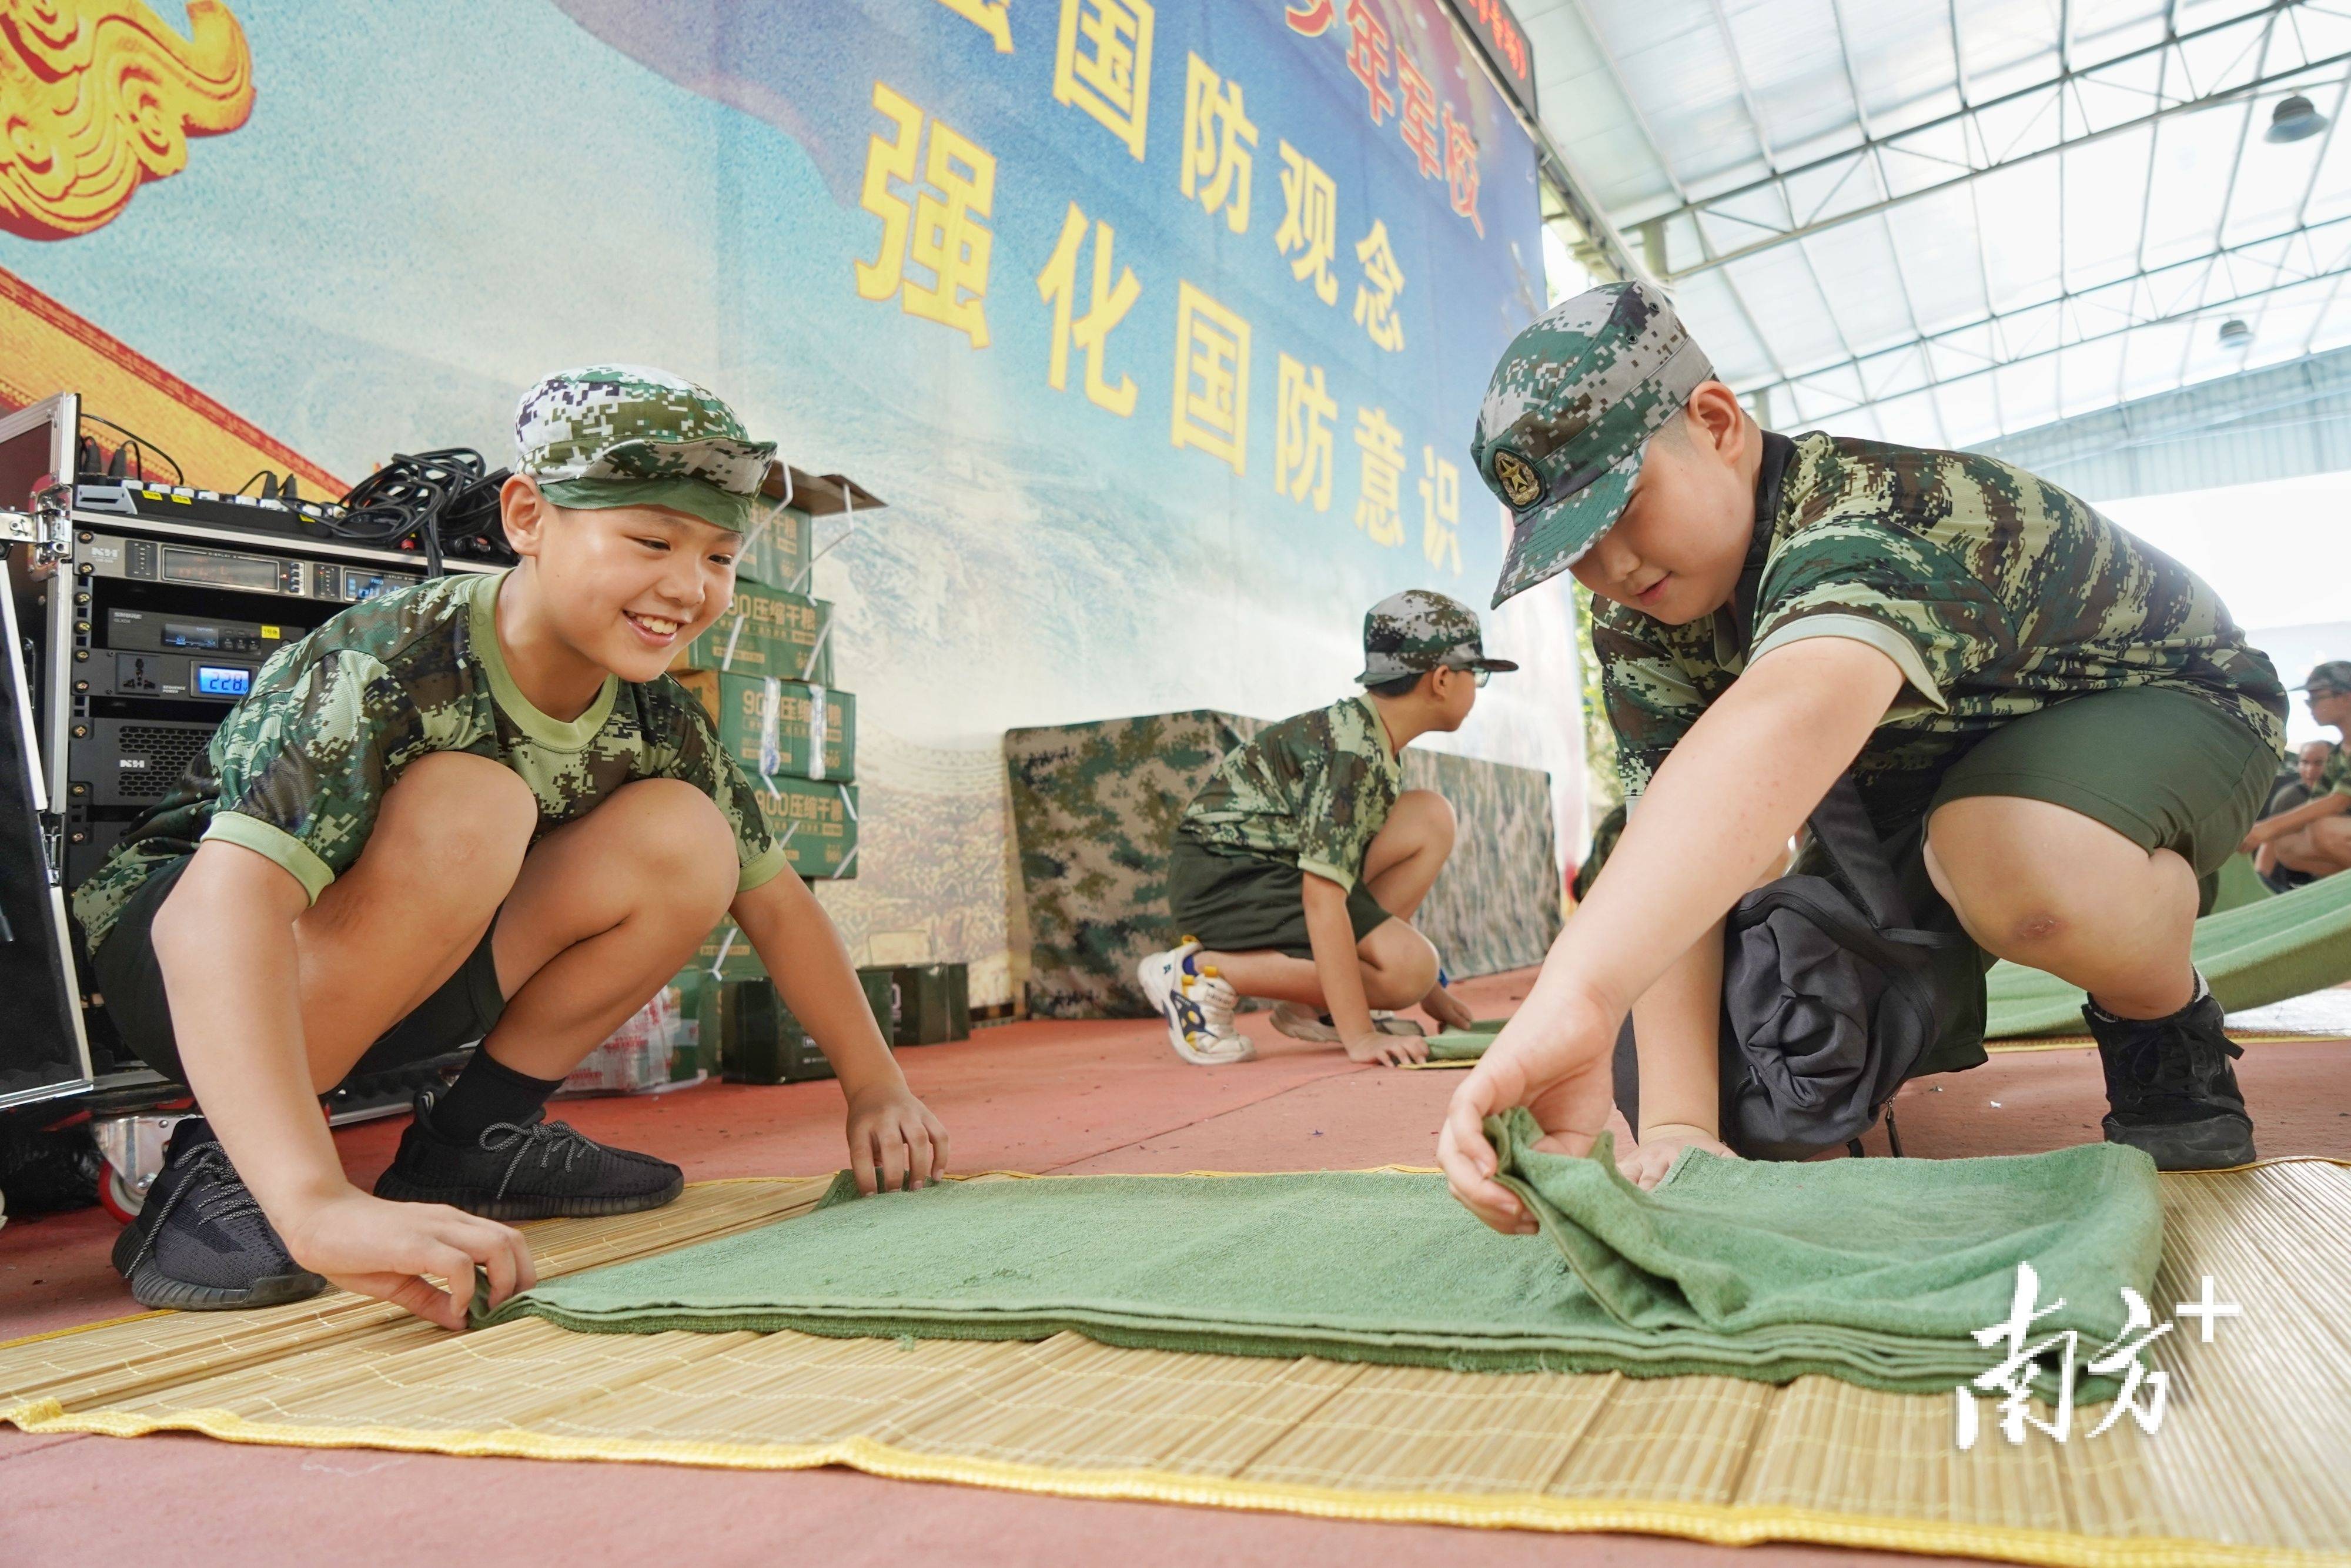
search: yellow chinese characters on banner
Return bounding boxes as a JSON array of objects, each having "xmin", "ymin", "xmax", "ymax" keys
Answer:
[
  {"xmin": 1419, "ymin": 444, "xmax": 1462, "ymax": 574},
  {"xmin": 854, "ymin": 83, "xmax": 996, "ymax": 347},
  {"xmin": 1055, "ymin": 0, "xmax": 1154, "ymax": 160},
  {"xmin": 1353, "ymin": 405, "xmax": 1405, "ymax": 547},
  {"xmin": 1171, "ymin": 280, "xmax": 1250, "ymax": 474},
  {"xmin": 1180, "ymin": 54, "xmax": 1256, "ymax": 234},
  {"xmin": 1273, "ymin": 141, "xmax": 1338, "ymax": 306},
  {"xmin": 1353, "ymin": 218, "xmax": 1404, "ymax": 353},
  {"xmin": 1036, "ymin": 202, "xmax": 1141, "ymax": 417},
  {"xmin": 1275, "ymin": 353, "xmax": 1336, "ymax": 511},
  {"xmin": 933, "ymin": 0, "xmax": 1013, "ymax": 52}
]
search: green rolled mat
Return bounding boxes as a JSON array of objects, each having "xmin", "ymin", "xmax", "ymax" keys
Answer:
[
  {"xmin": 1988, "ymin": 869, "xmax": 2351, "ymax": 1038},
  {"xmin": 480, "ymin": 1106, "xmax": 2162, "ymax": 1402},
  {"xmin": 1427, "ymin": 1029, "xmax": 1501, "ymax": 1061}
]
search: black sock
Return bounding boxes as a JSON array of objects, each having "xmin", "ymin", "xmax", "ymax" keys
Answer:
[{"xmin": 430, "ymin": 1049, "xmax": 564, "ymax": 1141}]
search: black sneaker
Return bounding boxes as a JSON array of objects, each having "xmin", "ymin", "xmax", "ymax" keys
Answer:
[
  {"xmin": 109, "ymin": 1119, "xmax": 327, "ymax": 1310},
  {"xmin": 2083, "ymin": 979, "xmax": 2258, "ymax": 1171},
  {"xmin": 372, "ymin": 1091, "xmax": 684, "ymax": 1221}
]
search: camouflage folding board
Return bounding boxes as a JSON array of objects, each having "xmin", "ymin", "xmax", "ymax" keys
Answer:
[{"xmin": 1007, "ymin": 708, "xmax": 1559, "ymax": 1019}]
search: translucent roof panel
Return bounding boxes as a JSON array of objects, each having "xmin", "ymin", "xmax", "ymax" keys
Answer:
[{"xmin": 1522, "ymin": 0, "xmax": 2351, "ymax": 440}]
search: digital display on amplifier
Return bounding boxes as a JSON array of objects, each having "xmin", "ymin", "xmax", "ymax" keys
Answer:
[
  {"xmin": 345, "ymin": 570, "xmax": 389, "ymax": 600},
  {"xmin": 162, "ymin": 546, "xmax": 278, "ymax": 593},
  {"xmin": 195, "ymin": 664, "xmax": 252, "ymax": 697},
  {"xmin": 160, "ymin": 621, "xmax": 255, "ymax": 651}
]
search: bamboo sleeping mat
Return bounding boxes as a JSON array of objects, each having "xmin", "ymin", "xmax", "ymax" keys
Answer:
[{"xmin": 6, "ymin": 1164, "xmax": 2349, "ymax": 1567}]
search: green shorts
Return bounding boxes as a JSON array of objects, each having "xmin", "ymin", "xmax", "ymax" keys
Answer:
[
  {"xmin": 1929, "ymin": 685, "xmax": 2276, "ymax": 914},
  {"xmin": 1166, "ymin": 831, "xmax": 1393, "ymax": 959}
]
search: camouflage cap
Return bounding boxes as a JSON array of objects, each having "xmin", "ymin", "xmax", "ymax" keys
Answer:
[
  {"xmin": 514, "ymin": 364, "xmax": 777, "ymax": 533},
  {"xmin": 1471, "ymin": 281, "xmax": 1714, "ymax": 609},
  {"xmin": 1355, "ymin": 589, "xmax": 1519, "ymax": 684},
  {"xmin": 2297, "ymin": 659, "xmax": 2351, "ymax": 696}
]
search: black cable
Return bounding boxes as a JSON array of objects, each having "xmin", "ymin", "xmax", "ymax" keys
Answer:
[
  {"xmin": 330, "ymin": 448, "xmax": 513, "ymax": 577},
  {"xmin": 78, "ymin": 415, "xmax": 185, "ymax": 486}
]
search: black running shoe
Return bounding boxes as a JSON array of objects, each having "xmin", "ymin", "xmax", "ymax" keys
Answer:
[
  {"xmin": 109, "ymin": 1118, "xmax": 327, "ymax": 1310},
  {"xmin": 2083, "ymin": 978, "xmax": 2258, "ymax": 1171},
  {"xmin": 372, "ymin": 1091, "xmax": 684, "ymax": 1221}
]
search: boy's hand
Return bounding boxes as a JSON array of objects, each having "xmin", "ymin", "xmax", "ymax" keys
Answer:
[
  {"xmin": 1617, "ymin": 1122, "xmax": 1735, "ymax": 1191},
  {"xmin": 845, "ymin": 1084, "xmax": 951, "ymax": 1193},
  {"xmin": 280, "ymin": 1188, "xmax": 534, "ymax": 1331},
  {"xmin": 1345, "ymin": 1029, "xmax": 1429, "ymax": 1067},
  {"xmin": 1421, "ymin": 985, "xmax": 1477, "ymax": 1033},
  {"xmin": 1437, "ymin": 990, "xmax": 1617, "ymax": 1235}
]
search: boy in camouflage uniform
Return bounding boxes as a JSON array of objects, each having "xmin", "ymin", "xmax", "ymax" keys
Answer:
[
  {"xmin": 1139, "ymin": 590, "xmax": 1513, "ymax": 1066},
  {"xmin": 1436, "ymin": 282, "xmax": 2289, "ymax": 1226},
  {"xmin": 76, "ymin": 367, "xmax": 947, "ymax": 1324},
  {"xmin": 2244, "ymin": 660, "xmax": 2351, "ymax": 882}
]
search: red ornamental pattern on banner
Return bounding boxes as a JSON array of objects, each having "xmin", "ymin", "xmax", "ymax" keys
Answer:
[{"xmin": 1285, "ymin": 0, "xmax": 1484, "ymax": 237}]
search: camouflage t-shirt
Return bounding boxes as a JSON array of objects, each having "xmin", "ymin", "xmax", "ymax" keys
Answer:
[
  {"xmin": 1180, "ymin": 696, "xmax": 1403, "ymax": 888},
  {"xmin": 2320, "ymin": 744, "xmax": 2350, "ymax": 800},
  {"xmin": 1594, "ymin": 433, "xmax": 2289, "ymax": 827},
  {"xmin": 72, "ymin": 570, "xmax": 785, "ymax": 955}
]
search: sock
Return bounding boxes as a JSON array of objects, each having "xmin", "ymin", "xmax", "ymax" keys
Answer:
[{"xmin": 430, "ymin": 1049, "xmax": 564, "ymax": 1141}]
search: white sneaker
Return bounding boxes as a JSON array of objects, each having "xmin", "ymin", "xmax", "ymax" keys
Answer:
[
  {"xmin": 1137, "ymin": 941, "xmax": 1255, "ymax": 1065},
  {"xmin": 1270, "ymin": 1002, "xmax": 1339, "ymax": 1042},
  {"xmin": 1269, "ymin": 1003, "xmax": 1426, "ymax": 1042}
]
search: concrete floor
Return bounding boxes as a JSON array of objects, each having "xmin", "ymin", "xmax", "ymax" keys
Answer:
[{"xmin": 6, "ymin": 968, "xmax": 2349, "ymax": 1567}]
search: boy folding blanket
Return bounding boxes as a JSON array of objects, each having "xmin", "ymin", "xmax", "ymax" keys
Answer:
[{"xmin": 480, "ymin": 1108, "xmax": 2162, "ymax": 1402}]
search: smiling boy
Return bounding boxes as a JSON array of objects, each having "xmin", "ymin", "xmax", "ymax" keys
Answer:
[
  {"xmin": 74, "ymin": 366, "xmax": 946, "ymax": 1326},
  {"xmin": 1436, "ymin": 285, "xmax": 2288, "ymax": 1229}
]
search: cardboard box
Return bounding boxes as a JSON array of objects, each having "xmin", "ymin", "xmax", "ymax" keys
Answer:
[
  {"xmin": 735, "ymin": 504, "xmax": 812, "ymax": 591},
  {"xmin": 756, "ymin": 777, "xmax": 860, "ymax": 879},
  {"xmin": 673, "ymin": 581, "xmax": 834, "ymax": 685},
  {"xmin": 693, "ymin": 920, "xmax": 764, "ymax": 981},
  {"xmin": 675, "ymin": 670, "xmax": 855, "ymax": 783}
]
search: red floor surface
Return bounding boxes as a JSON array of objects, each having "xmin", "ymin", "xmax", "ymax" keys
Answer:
[{"xmin": 6, "ymin": 968, "xmax": 2348, "ymax": 1567}]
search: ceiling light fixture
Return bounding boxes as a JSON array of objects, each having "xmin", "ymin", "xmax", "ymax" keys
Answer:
[
  {"xmin": 2268, "ymin": 93, "xmax": 2329, "ymax": 143},
  {"xmin": 2218, "ymin": 317, "xmax": 2254, "ymax": 349}
]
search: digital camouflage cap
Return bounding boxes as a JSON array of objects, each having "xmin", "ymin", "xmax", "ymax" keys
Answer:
[
  {"xmin": 2298, "ymin": 660, "xmax": 2351, "ymax": 696},
  {"xmin": 1355, "ymin": 589, "xmax": 1519, "ymax": 684},
  {"xmin": 515, "ymin": 364, "xmax": 777, "ymax": 533},
  {"xmin": 1472, "ymin": 281, "xmax": 1714, "ymax": 609}
]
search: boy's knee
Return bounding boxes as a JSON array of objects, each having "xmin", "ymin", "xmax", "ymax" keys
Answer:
[
  {"xmin": 1393, "ymin": 788, "xmax": 1456, "ymax": 841},
  {"xmin": 615, "ymin": 779, "xmax": 740, "ymax": 905},
  {"xmin": 380, "ymin": 753, "xmax": 537, "ymax": 885},
  {"xmin": 1363, "ymin": 922, "xmax": 1438, "ymax": 1006}
]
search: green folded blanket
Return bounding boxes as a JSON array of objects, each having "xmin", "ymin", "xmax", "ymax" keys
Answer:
[
  {"xmin": 481, "ymin": 1108, "xmax": 2161, "ymax": 1402},
  {"xmin": 1427, "ymin": 1028, "xmax": 1501, "ymax": 1060}
]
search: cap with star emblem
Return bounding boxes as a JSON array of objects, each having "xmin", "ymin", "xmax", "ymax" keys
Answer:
[{"xmin": 1470, "ymin": 280, "xmax": 1715, "ymax": 608}]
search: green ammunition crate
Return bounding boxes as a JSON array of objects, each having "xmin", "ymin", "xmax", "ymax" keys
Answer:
[
  {"xmin": 671, "ymin": 581, "xmax": 834, "ymax": 685},
  {"xmin": 674, "ymin": 670, "xmax": 855, "ymax": 783},
  {"xmin": 717, "ymin": 978, "xmax": 834, "ymax": 1084},
  {"xmin": 858, "ymin": 967, "xmax": 898, "ymax": 1040},
  {"xmin": 882, "ymin": 963, "xmax": 970, "ymax": 1046}
]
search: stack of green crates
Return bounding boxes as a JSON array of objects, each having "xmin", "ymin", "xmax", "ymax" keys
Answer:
[
  {"xmin": 717, "ymin": 968, "xmax": 902, "ymax": 1085},
  {"xmin": 669, "ymin": 491, "xmax": 857, "ymax": 1057}
]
